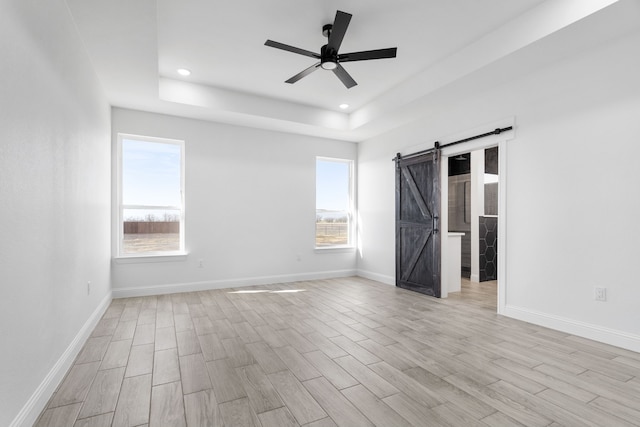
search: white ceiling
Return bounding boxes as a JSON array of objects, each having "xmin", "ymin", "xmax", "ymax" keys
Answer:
[
  {"xmin": 157, "ymin": 0, "xmax": 542, "ymax": 109},
  {"xmin": 65, "ymin": 0, "xmax": 634, "ymax": 141}
]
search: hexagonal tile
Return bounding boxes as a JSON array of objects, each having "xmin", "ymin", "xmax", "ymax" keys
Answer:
[
  {"xmin": 485, "ymin": 262, "xmax": 496, "ymax": 278},
  {"xmin": 485, "ymin": 246, "xmax": 496, "ymax": 262}
]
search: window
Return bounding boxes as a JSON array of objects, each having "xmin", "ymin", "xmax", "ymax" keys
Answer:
[
  {"xmin": 117, "ymin": 134, "xmax": 185, "ymax": 256},
  {"xmin": 316, "ymin": 157, "xmax": 353, "ymax": 248}
]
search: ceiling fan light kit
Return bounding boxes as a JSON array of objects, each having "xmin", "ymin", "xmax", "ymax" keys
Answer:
[{"xmin": 265, "ymin": 10, "xmax": 397, "ymax": 89}]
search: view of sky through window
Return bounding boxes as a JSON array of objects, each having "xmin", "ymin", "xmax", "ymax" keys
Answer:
[
  {"xmin": 122, "ymin": 139, "xmax": 181, "ymax": 208},
  {"xmin": 316, "ymin": 159, "xmax": 350, "ymax": 212}
]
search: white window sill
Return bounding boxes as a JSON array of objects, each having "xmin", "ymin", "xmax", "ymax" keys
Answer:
[
  {"xmin": 113, "ymin": 253, "xmax": 188, "ymax": 264},
  {"xmin": 314, "ymin": 246, "xmax": 356, "ymax": 254}
]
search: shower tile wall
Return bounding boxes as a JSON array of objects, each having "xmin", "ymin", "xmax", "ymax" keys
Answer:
[{"xmin": 479, "ymin": 216, "xmax": 498, "ymax": 281}]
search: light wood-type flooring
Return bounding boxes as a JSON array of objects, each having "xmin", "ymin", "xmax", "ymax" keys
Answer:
[{"xmin": 36, "ymin": 277, "xmax": 640, "ymax": 426}]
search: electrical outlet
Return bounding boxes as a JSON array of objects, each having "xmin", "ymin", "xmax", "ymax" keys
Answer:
[
  {"xmin": 594, "ymin": 287, "xmax": 606, "ymax": 302},
  {"xmin": 198, "ymin": 259, "xmax": 204, "ymax": 268},
  {"xmin": 87, "ymin": 281, "xmax": 91, "ymax": 295}
]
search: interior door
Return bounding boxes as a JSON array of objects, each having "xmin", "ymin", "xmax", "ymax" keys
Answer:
[{"xmin": 395, "ymin": 151, "xmax": 441, "ymax": 297}]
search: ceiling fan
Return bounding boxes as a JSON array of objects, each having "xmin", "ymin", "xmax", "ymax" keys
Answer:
[{"xmin": 264, "ymin": 10, "xmax": 397, "ymax": 89}]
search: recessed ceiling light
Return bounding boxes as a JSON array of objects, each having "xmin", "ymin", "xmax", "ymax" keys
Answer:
[
  {"xmin": 339, "ymin": 103, "xmax": 349, "ymax": 109},
  {"xmin": 177, "ymin": 68, "xmax": 191, "ymax": 76}
]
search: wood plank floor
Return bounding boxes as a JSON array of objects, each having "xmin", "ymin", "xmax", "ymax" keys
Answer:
[{"xmin": 36, "ymin": 277, "xmax": 640, "ymax": 426}]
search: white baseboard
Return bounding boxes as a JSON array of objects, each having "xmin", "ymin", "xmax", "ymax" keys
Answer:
[
  {"xmin": 10, "ymin": 292, "xmax": 112, "ymax": 427},
  {"xmin": 356, "ymin": 269, "xmax": 395, "ymax": 286},
  {"xmin": 112, "ymin": 269, "xmax": 357, "ymax": 298},
  {"xmin": 503, "ymin": 305, "xmax": 640, "ymax": 353}
]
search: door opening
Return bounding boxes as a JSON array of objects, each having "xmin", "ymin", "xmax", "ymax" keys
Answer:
[
  {"xmin": 447, "ymin": 147, "xmax": 499, "ymax": 283},
  {"xmin": 440, "ymin": 136, "xmax": 509, "ymax": 314}
]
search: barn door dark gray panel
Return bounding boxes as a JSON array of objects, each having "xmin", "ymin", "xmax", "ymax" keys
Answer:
[{"xmin": 395, "ymin": 152, "xmax": 441, "ymax": 297}]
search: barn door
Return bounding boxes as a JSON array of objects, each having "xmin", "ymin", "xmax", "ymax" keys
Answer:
[{"xmin": 395, "ymin": 151, "xmax": 441, "ymax": 297}]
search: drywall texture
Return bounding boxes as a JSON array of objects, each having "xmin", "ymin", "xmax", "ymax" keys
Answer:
[
  {"xmin": 111, "ymin": 108, "xmax": 357, "ymax": 294},
  {"xmin": 358, "ymin": 24, "xmax": 640, "ymax": 343},
  {"xmin": 0, "ymin": 1, "xmax": 111, "ymax": 425}
]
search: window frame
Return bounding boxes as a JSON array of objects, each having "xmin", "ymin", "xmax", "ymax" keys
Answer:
[
  {"xmin": 116, "ymin": 133, "xmax": 186, "ymax": 258},
  {"xmin": 315, "ymin": 156, "xmax": 355, "ymax": 250}
]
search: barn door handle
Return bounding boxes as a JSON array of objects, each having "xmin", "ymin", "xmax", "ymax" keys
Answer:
[{"xmin": 433, "ymin": 215, "xmax": 439, "ymax": 234}]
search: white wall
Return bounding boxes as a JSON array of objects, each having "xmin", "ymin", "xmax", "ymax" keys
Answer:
[
  {"xmin": 358, "ymin": 28, "xmax": 640, "ymax": 350},
  {"xmin": 111, "ymin": 108, "xmax": 357, "ymax": 296},
  {"xmin": 0, "ymin": 1, "xmax": 112, "ymax": 426}
]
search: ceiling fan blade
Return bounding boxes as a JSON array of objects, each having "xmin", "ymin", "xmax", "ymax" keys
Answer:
[
  {"xmin": 332, "ymin": 64, "xmax": 357, "ymax": 89},
  {"xmin": 327, "ymin": 10, "xmax": 352, "ymax": 52},
  {"xmin": 265, "ymin": 40, "xmax": 320, "ymax": 59},
  {"xmin": 338, "ymin": 47, "xmax": 397, "ymax": 63},
  {"xmin": 285, "ymin": 62, "xmax": 322, "ymax": 84}
]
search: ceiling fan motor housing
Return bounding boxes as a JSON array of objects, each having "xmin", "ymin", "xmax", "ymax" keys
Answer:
[{"xmin": 320, "ymin": 44, "xmax": 338, "ymax": 69}]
